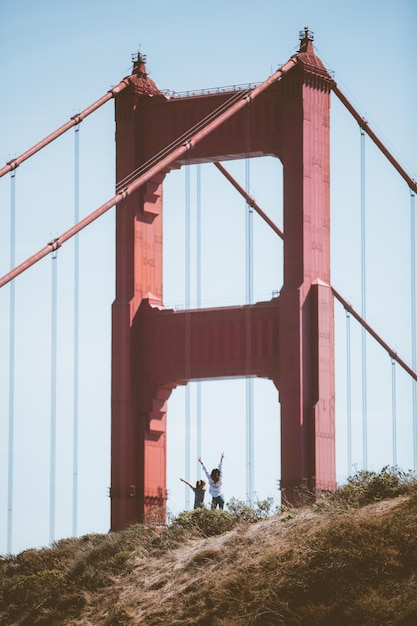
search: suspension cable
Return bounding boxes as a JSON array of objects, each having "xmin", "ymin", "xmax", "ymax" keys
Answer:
[
  {"xmin": 196, "ymin": 165, "xmax": 202, "ymax": 480},
  {"xmin": 391, "ymin": 357, "xmax": 397, "ymax": 466},
  {"xmin": 360, "ymin": 128, "xmax": 368, "ymax": 470},
  {"xmin": 0, "ymin": 80, "xmax": 129, "ymax": 179},
  {"xmin": 346, "ymin": 310, "xmax": 352, "ymax": 475},
  {"xmin": 245, "ymin": 108, "xmax": 254, "ymax": 502},
  {"xmin": 411, "ymin": 189, "xmax": 417, "ymax": 470},
  {"xmin": 184, "ymin": 165, "xmax": 191, "ymax": 509},
  {"xmin": 7, "ymin": 171, "xmax": 16, "ymax": 554},
  {"xmin": 49, "ymin": 248, "xmax": 58, "ymax": 544},
  {"xmin": 72, "ymin": 125, "xmax": 80, "ymax": 537}
]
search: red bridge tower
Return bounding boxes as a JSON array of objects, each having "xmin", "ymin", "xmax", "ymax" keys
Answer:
[{"xmin": 111, "ymin": 29, "xmax": 336, "ymax": 530}]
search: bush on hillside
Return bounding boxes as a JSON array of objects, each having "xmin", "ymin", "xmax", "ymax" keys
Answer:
[
  {"xmin": 170, "ymin": 507, "xmax": 236, "ymax": 537},
  {"xmin": 319, "ymin": 465, "xmax": 417, "ymax": 509},
  {"xmin": 227, "ymin": 496, "xmax": 275, "ymax": 522},
  {"xmin": 170, "ymin": 497, "xmax": 276, "ymax": 538}
]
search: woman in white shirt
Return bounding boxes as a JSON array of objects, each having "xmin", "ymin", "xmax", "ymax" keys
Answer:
[{"xmin": 199, "ymin": 453, "xmax": 225, "ymax": 510}]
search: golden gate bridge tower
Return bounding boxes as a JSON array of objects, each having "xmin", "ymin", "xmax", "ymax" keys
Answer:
[
  {"xmin": 3, "ymin": 29, "xmax": 415, "ymax": 544},
  {"xmin": 111, "ymin": 28, "xmax": 336, "ymax": 530}
]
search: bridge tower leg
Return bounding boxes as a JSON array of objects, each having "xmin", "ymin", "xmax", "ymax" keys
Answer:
[
  {"xmin": 111, "ymin": 56, "xmax": 168, "ymax": 529},
  {"xmin": 278, "ymin": 33, "xmax": 335, "ymax": 503}
]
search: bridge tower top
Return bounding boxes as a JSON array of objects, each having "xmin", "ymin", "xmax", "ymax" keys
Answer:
[
  {"xmin": 128, "ymin": 49, "xmax": 161, "ymax": 96},
  {"xmin": 299, "ymin": 27, "xmax": 314, "ymax": 51},
  {"xmin": 297, "ymin": 26, "xmax": 327, "ymax": 72},
  {"xmin": 131, "ymin": 50, "xmax": 148, "ymax": 77}
]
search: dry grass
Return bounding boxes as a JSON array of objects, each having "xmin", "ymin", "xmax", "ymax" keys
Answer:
[{"xmin": 1, "ymin": 467, "xmax": 417, "ymax": 625}]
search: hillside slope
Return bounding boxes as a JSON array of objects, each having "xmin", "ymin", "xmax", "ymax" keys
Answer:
[{"xmin": 1, "ymin": 470, "xmax": 417, "ymax": 625}]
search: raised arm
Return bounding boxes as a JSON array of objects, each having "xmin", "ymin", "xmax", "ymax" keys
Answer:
[
  {"xmin": 180, "ymin": 477, "xmax": 194, "ymax": 490},
  {"xmin": 198, "ymin": 457, "xmax": 210, "ymax": 481}
]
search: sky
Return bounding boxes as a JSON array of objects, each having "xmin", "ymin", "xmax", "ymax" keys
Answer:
[{"xmin": 1, "ymin": 0, "xmax": 416, "ymax": 555}]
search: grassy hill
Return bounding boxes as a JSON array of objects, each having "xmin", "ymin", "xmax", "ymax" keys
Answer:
[{"xmin": 1, "ymin": 467, "xmax": 417, "ymax": 625}]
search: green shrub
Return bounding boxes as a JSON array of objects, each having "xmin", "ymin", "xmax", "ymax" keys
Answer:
[
  {"xmin": 321, "ymin": 465, "xmax": 417, "ymax": 509},
  {"xmin": 227, "ymin": 496, "xmax": 274, "ymax": 522},
  {"xmin": 170, "ymin": 507, "xmax": 236, "ymax": 537},
  {"xmin": 170, "ymin": 497, "xmax": 276, "ymax": 538}
]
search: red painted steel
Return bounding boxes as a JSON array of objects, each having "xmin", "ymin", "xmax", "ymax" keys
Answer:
[
  {"xmin": 133, "ymin": 298, "xmax": 280, "ymax": 383},
  {"xmin": 111, "ymin": 30, "xmax": 336, "ymax": 529},
  {"xmin": 278, "ymin": 34, "xmax": 336, "ymax": 501}
]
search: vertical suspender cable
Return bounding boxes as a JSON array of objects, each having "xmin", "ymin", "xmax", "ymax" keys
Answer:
[
  {"xmin": 184, "ymin": 165, "xmax": 191, "ymax": 508},
  {"xmin": 7, "ymin": 171, "xmax": 16, "ymax": 554},
  {"xmin": 360, "ymin": 128, "xmax": 368, "ymax": 469},
  {"xmin": 391, "ymin": 358, "xmax": 397, "ymax": 466},
  {"xmin": 245, "ymin": 156, "xmax": 254, "ymax": 502},
  {"xmin": 73, "ymin": 125, "xmax": 80, "ymax": 537},
  {"xmin": 49, "ymin": 248, "xmax": 58, "ymax": 543},
  {"xmin": 410, "ymin": 189, "xmax": 417, "ymax": 470},
  {"xmin": 196, "ymin": 165, "xmax": 202, "ymax": 479},
  {"xmin": 346, "ymin": 310, "xmax": 352, "ymax": 475}
]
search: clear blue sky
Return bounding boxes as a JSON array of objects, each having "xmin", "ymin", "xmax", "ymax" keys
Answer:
[{"xmin": 1, "ymin": 1, "xmax": 416, "ymax": 555}]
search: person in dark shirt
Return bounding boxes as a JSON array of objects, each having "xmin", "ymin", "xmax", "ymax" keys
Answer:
[{"xmin": 180, "ymin": 477, "xmax": 207, "ymax": 508}]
